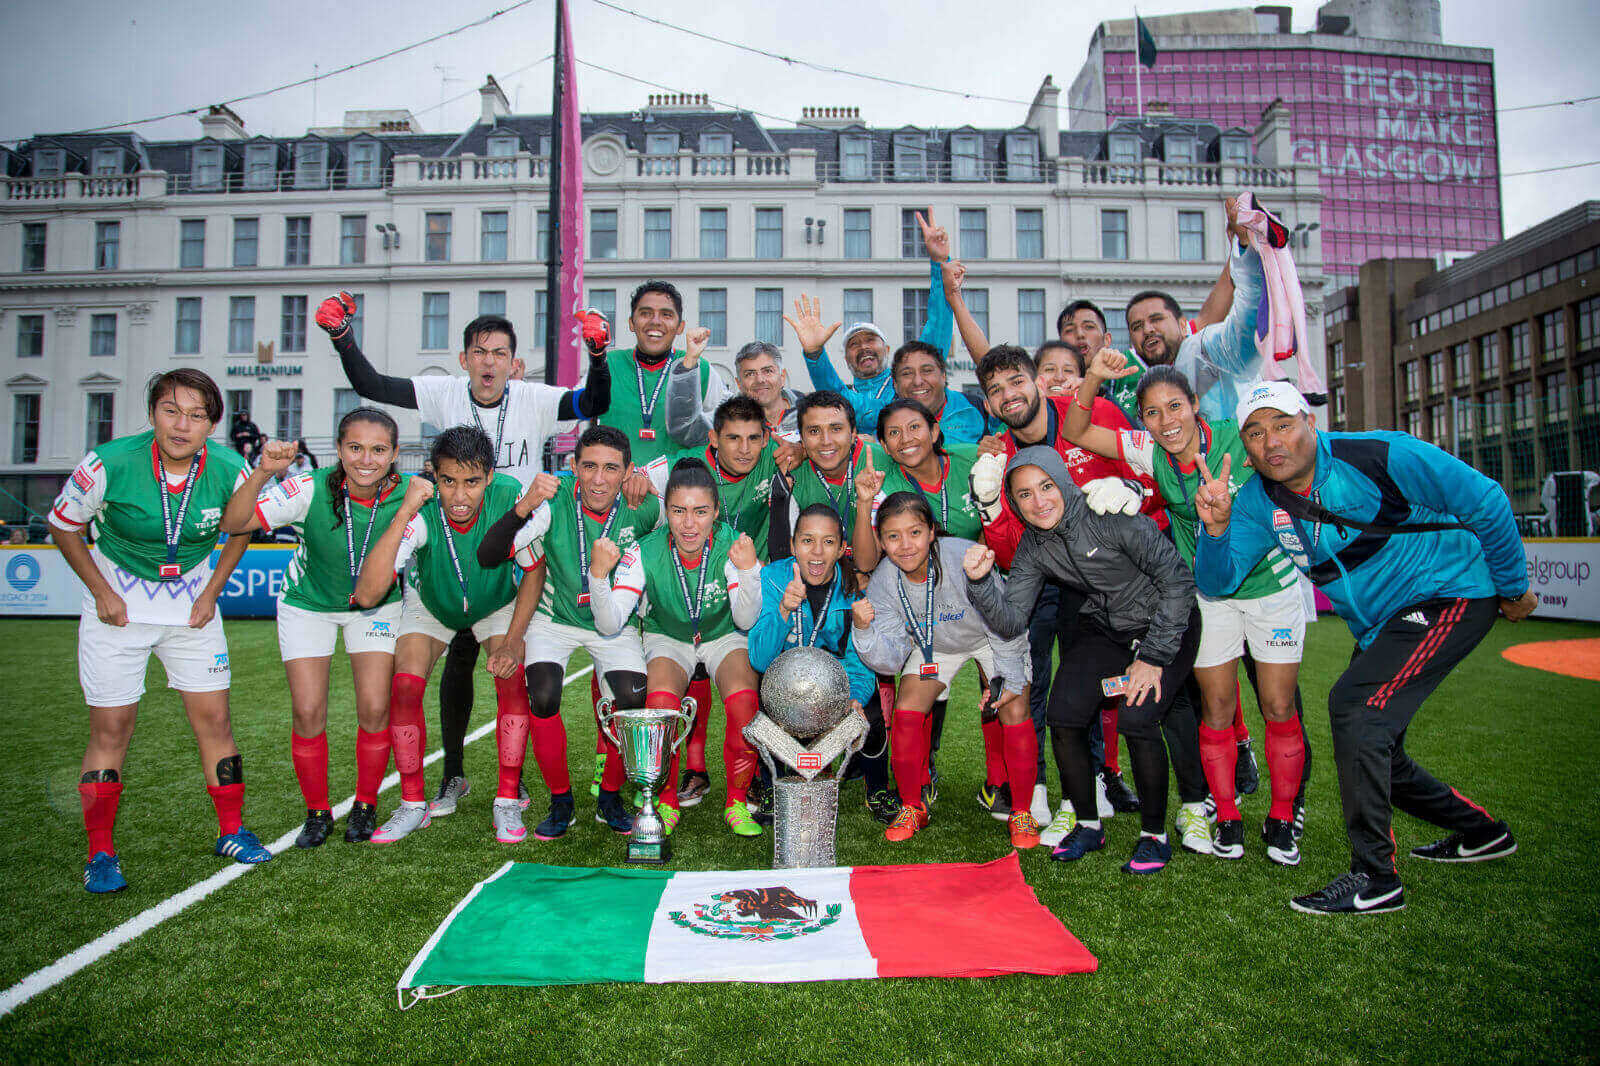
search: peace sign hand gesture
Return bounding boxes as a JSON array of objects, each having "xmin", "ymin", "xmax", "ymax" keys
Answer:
[
  {"xmin": 782, "ymin": 295, "xmax": 841, "ymax": 355},
  {"xmin": 1193, "ymin": 453, "xmax": 1234, "ymax": 537}
]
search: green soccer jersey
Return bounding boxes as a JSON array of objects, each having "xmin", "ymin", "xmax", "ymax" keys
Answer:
[
  {"xmin": 670, "ymin": 441, "xmax": 781, "ymax": 559},
  {"xmin": 395, "ymin": 474, "xmax": 524, "ymax": 630},
  {"xmin": 624, "ymin": 524, "xmax": 741, "ymax": 644},
  {"xmin": 898, "ymin": 443, "xmax": 984, "ymax": 540},
  {"xmin": 1116, "ymin": 418, "xmax": 1297, "ymax": 600},
  {"xmin": 52, "ymin": 430, "xmax": 246, "ymax": 581},
  {"xmin": 519, "ymin": 478, "xmax": 660, "ymax": 629},
  {"xmin": 1104, "ymin": 348, "xmax": 1152, "ymax": 425},
  {"xmin": 255, "ymin": 470, "xmax": 406, "ymax": 612},
  {"xmin": 596, "ymin": 348, "xmax": 715, "ymax": 467},
  {"xmin": 787, "ymin": 439, "xmax": 913, "ymax": 543}
]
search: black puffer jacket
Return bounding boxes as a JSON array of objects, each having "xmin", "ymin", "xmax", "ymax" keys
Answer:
[{"xmin": 967, "ymin": 446, "xmax": 1196, "ymax": 665}]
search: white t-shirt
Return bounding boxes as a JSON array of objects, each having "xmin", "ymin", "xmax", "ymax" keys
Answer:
[{"xmin": 411, "ymin": 375, "xmax": 576, "ymax": 488}]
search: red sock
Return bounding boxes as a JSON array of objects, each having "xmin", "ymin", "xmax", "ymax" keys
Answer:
[
  {"xmin": 721, "ymin": 689, "xmax": 759, "ymax": 806},
  {"xmin": 207, "ymin": 782, "xmax": 244, "ymax": 837},
  {"xmin": 1001, "ymin": 721, "xmax": 1038, "ymax": 809},
  {"xmin": 79, "ymin": 780, "xmax": 122, "ymax": 858},
  {"xmin": 686, "ymin": 675, "xmax": 713, "ymax": 774},
  {"xmin": 1198, "ymin": 723, "xmax": 1240, "ymax": 821},
  {"xmin": 1232, "ymin": 681, "xmax": 1250, "ymax": 743},
  {"xmin": 1264, "ymin": 718, "xmax": 1306, "ymax": 822},
  {"xmin": 494, "ymin": 682, "xmax": 532, "ymax": 800},
  {"xmin": 389, "ymin": 672, "xmax": 428, "ymax": 803},
  {"xmin": 354, "ymin": 728, "xmax": 390, "ymax": 805},
  {"xmin": 1100, "ymin": 702, "xmax": 1121, "ymax": 774},
  {"xmin": 980, "ymin": 717, "xmax": 1007, "ymax": 788},
  {"xmin": 890, "ymin": 709, "xmax": 929, "ymax": 808},
  {"xmin": 598, "ymin": 723, "xmax": 626, "ymax": 792},
  {"xmin": 591, "ymin": 676, "xmax": 605, "ymax": 755},
  {"xmin": 647, "ymin": 691, "xmax": 682, "ymax": 808},
  {"xmin": 290, "ymin": 731, "xmax": 330, "ymax": 812}
]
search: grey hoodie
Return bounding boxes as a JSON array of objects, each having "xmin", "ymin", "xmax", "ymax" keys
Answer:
[{"xmin": 966, "ymin": 445, "xmax": 1196, "ymax": 666}]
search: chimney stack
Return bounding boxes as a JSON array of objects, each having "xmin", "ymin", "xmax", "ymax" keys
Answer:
[
  {"xmin": 480, "ymin": 75, "xmax": 511, "ymax": 126},
  {"xmin": 1025, "ymin": 76, "xmax": 1060, "ymax": 159},
  {"xmin": 199, "ymin": 104, "xmax": 245, "ymax": 141},
  {"xmin": 1254, "ymin": 98, "xmax": 1292, "ymax": 165}
]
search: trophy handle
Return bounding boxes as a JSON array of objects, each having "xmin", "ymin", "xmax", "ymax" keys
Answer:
[
  {"xmin": 671, "ymin": 697, "xmax": 698, "ymax": 753},
  {"xmin": 596, "ymin": 696, "xmax": 620, "ymax": 749}
]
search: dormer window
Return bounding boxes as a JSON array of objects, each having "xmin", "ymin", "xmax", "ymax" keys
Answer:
[
  {"xmin": 699, "ymin": 132, "xmax": 732, "ymax": 155},
  {"xmin": 91, "ymin": 148, "xmax": 122, "ymax": 175},
  {"xmin": 645, "ymin": 133, "xmax": 679, "ymax": 155},
  {"xmin": 839, "ymin": 134, "xmax": 870, "ymax": 180},
  {"xmin": 34, "ymin": 148, "xmax": 66, "ymax": 177},
  {"xmin": 1220, "ymin": 135, "xmax": 1251, "ymax": 165},
  {"xmin": 244, "ymin": 144, "xmax": 277, "ymax": 189},
  {"xmin": 893, "ymin": 132, "xmax": 927, "ymax": 181},
  {"xmin": 294, "ymin": 142, "xmax": 328, "ymax": 189},
  {"xmin": 1109, "ymin": 134, "xmax": 1140, "ymax": 164},
  {"xmin": 1004, "ymin": 133, "xmax": 1039, "ymax": 180},
  {"xmin": 348, "ymin": 141, "xmax": 379, "ymax": 186},
  {"xmin": 951, "ymin": 133, "xmax": 982, "ymax": 181},
  {"xmin": 192, "ymin": 146, "xmax": 223, "ymax": 190},
  {"xmin": 1164, "ymin": 135, "xmax": 1196, "ymax": 164},
  {"xmin": 538, "ymin": 135, "xmax": 552, "ymax": 156},
  {"xmin": 487, "ymin": 134, "xmax": 520, "ymax": 157}
]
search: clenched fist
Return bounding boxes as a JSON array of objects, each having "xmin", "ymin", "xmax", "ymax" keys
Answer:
[
  {"xmin": 682, "ymin": 326, "xmax": 712, "ymax": 369},
  {"xmin": 851, "ymin": 596, "xmax": 875, "ymax": 630},
  {"xmin": 581, "ymin": 308, "xmax": 611, "ymax": 356},
  {"xmin": 403, "ymin": 474, "xmax": 437, "ymax": 512},
  {"xmin": 589, "ymin": 537, "xmax": 622, "ymax": 579},
  {"xmin": 519, "ymin": 471, "xmax": 561, "ymax": 516},
  {"xmin": 258, "ymin": 438, "xmax": 297, "ymax": 476},
  {"xmin": 728, "ymin": 534, "xmax": 758, "ymax": 571},
  {"xmin": 962, "ymin": 543, "xmax": 996, "ymax": 581},
  {"xmin": 315, "ymin": 292, "xmax": 356, "ymax": 339},
  {"xmin": 969, "ymin": 451, "xmax": 1006, "ymax": 523}
]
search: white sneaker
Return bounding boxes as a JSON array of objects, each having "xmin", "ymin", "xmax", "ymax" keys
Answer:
[
  {"xmin": 493, "ymin": 798, "xmax": 527, "ymax": 844},
  {"xmin": 429, "ymin": 775, "xmax": 470, "ymax": 817},
  {"xmin": 1039, "ymin": 802, "xmax": 1078, "ymax": 847},
  {"xmin": 371, "ymin": 801, "xmax": 430, "ymax": 844},
  {"xmin": 1029, "ymin": 784, "xmax": 1051, "ymax": 825},
  {"xmin": 1095, "ymin": 772, "xmax": 1115, "ymax": 818},
  {"xmin": 1175, "ymin": 802, "xmax": 1213, "ymax": 855}
]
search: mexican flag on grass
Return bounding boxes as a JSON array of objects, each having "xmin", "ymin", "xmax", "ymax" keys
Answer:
[{"xmin": 400, "ymin": 853, "xmax": 1094, "ymax": 994}]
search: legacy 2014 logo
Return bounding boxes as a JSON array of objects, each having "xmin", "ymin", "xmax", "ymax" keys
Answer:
[
  {"xmin": 668, "ymin": 886, "xmax": 841, "ymax": 942},
  {"xmin": 5, "ymin": 554, "xmax": 41, "ymax": 593}
]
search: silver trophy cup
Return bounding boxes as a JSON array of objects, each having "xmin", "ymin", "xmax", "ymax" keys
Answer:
[
  {"xmin": 598, "ymin": 696, "xmax": 695, "ymax": 864},
  {"xmin": 745, "ymin": 647, "xmax": 868, "ymax": 869}
]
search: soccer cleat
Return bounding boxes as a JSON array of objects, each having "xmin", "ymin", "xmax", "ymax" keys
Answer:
[
  {"xmin": 1122, "ymin": 834, "xmax": 1173, "ymax": 875},
  {"xmin": 428, "ymin": 775, "xmax": 470, "ymax": 817},
  {"xmin": 1008, "ymin": 810, "xmax": 1042, "ymax": 849},
  {"xmin": 533, "ymin": 791, "xmax": 575, "ymax": 841},
  {"xmin": 1039, "ymin": 802, "xmax": 1078, "ymax": 848},
  {"xmin": 83, "ymin": 851, "xmax": 127, "ymax": 894},
  {"xmin": 678, "ymin": 770, "xmax": 712, "ymax": 809},
  {"xmin": 1029, "ymin": 783, "xmax": 1051, "ymax": 825},
  {"xmin": 1410, "ymin": 822, "xmax": 1517, "ymax": 863},
  {"xmin": 1235, "ymin": 740, "xmax": 1260, "ymax": 796},
  {"xmin": 724, "ymin": 801, "xmax": 763, "ymax": 837},
  {"xmin": 1175, "ymin": 802, "xmax": 1213, "ymax": 855},
  {"xmin": 215, "ymin": 828, "xmax": 272, "ymax": 864},
  {"xmin": 884, "ymin": 803, "xmax": 929, "ymax": 843},
  {"xmin": 747, "ymin": 775, "xmax": 774, "ymax": 828},
  {"xmin": 865, "ymin": 789, "xmax": 902, "ymax": 826},
  {"xmin": 371, "ymin": 801, "xmax": 430, "ymax": 844},
  {"xmin": 1262, "ymin": 817, "xmax": 1301, "ymax": 866},
  {"xmin": 1049, "ymin": 824, "xmax": 1106, "ymax": 863},
  {"xmin": 1290, "ymin": 871, "xmax": 1405, "ymax": 915},
  {"xmin": 922, "ymin": 763, "xmax": 940, "ymax": 807},
  {"xmin": 494, "ymin": 798, "xmax": 528, "ymax": 844},
  {"xmin": 658, "ymin": 803, "xmax": 681, "ymax": 836},
  {"xmin": 1100, "ymin": 768, "xmax": 1141, "ymax": 813},
  {"xmin": 1213, "ymin": 819, "xmax": 1246, "ymax": 860},
  {"xmin": 1291, "ymin": 797, "xmax": 1306, "ymax": 842},
  {"xmin": 975, "ymin": 781, "xmax": 1012, "ymax": 822},
  {"xmin": 590, "ymin": 753, "xmax": 604, "ymax": 798},
  {"xmin": 294, "ymin": 809, "xmax": 335, "ymax": 849},
  {"xmin": 594, "ymin": 790, "xmax": 634, "ymax": 834},
  {"xmin": 344, "ymin": 802, "xmax": 377, "ymax": 844}
]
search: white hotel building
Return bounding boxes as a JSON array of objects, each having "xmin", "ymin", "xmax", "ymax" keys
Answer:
[{"xmin": 0, "ymin": 77, "xmax": 1323, "ymax": 525}]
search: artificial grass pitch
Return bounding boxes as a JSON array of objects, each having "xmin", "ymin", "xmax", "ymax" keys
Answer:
[{"xmin": 0, "ymin": 616, "xmax": 1596, "ymax": 1063}]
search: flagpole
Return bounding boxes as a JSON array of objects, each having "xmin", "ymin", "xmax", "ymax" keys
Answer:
[
  {"xmin": 543, "ymin": 0, "xmax": 565, "ymax": 385},
  {"xmin": 1133, "ymin": 10, "xmax": 1144, "ymax": 118}
]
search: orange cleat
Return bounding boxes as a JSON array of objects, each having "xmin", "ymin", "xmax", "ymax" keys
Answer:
[
  {"xmin": 1008, "ymin": 809, "xmax": 1042, "ymax": 850},
  {"xmin": 884, "ymin": 803, "xmax": 929, "ymax": 843}
]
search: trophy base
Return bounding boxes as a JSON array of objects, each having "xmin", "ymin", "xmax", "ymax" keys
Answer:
[
  {"xmin": 626, "ymin": 837, "xmax": 671, "ymax": 864},
  {"xmin": 772, "ymin": 774, "xmax": 841, "ymax": 869}
]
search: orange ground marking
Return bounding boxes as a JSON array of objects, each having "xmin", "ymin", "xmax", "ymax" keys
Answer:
[{"xmin": 1502, "ymin": 639, "xmax": 1600, "ymax": 682}]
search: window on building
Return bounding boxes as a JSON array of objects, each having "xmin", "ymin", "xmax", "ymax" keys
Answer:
[
  {"xmin": 17, "ymin": 315, "xmax": 43, "ymax": 358},
  {"xmin": 285, "ymin": 216, "xmax": 310, "ymax": 266},
  {"xmin": 21, "ymin": 223, "xmax": 45, "ymax": 272},
  {"xmin": 900, "ymin": 208, "xmax": 927, "ymax": 259},
  {"xmin": 422, "ymin": 292, "xmax": 449, "ymax": 349},
  {"xmin": 959, "ymin": 208, "xmax": 988, "ymax": 259},
  {"xmin": 536, "ymin": 210, "xmax": 553, "ymax": 261},
  {"xmin": 276, "ymin": 388, "xmax": 303, "ymax": 441},
  {"xmin": 645, "ymin": 132, "xmax": 680, "ymax": 156},
  {"xmin": 1511, "ymin": 381, "xmax": 1533, "ymax": 430},
  {"xmin": 86, "ymin": 393, "xmax": 114, "ymax": 450},
  {"xmin": 179, "ymin": 219, "xmax": 205, "ymax": 268},
  {"xmin": 1578, "ymin": 296, "xmax": 1600, "ymax": 353},
  {"xmin": 481, "ymin": 210, "xmax": 508, "ymax": 261},
  {"xmin": 755, "ymin": 288, "xmax": 783, "ymax": 346},
  {"xmin": 478, "ymin": 291, "xmax": 506, "ymax": 317},
  {"xmin": 833, "ymin": 209, "xmax": 870, "ymax": 261},
  {"xmin": 1220, "ymin": 136, "xmax": 1251, "ymax": 165},
  {"xmin": 1005, "ymin": 133, "xmax": 1040, "ymax": 180},
  {"xmin": 1480, "ymin": 391, "xmax": 1504, "ymax": 435},
  {"xmin": 1509, "ymin": 321, "xmax": 1530, "ymax": 371},
  {"xmin": 348, "ymin": 141, "xmax": 380, "ymax": 187},
  {"xmin": 839, "ymin": 134, "xmax": 871, "ymax": 181},
  {"xmin": 1543, "ymin": 372, "xmax": 1569, "ymax": 423},
  {"xmin": 1333, "ymin": 386, "xmax": 1347, "ymax": 424},
  {"xmin": 487, "ymin": 134, "xmax": 520, "ymax": 158},
  {"xmin": 90, "ymin": 314, "xmax": 116, "ymax": 357},
  {"xmin": 533, "ymin": 291, "xmax": 549, "ymax": 349},
  {"xmin": 1579, "ymin": 362, "xmax": 1600, "ymax": 414},
  {"xmin": 228, "ymin": 297, "xmax": 255, "ymax": 354},
  {"xmin": 1178, "ymin": 210, "xmax": 1205, "ymax": 262},
  {"xmin": 1016, "ymin": 209, "xmax": 1044, "ymax": 259},
  {"xmin": 424, "ymin": 212, "xmax": 452, "ymax": 263},
  {"xmin": 192, "ymin": 146, "xmax": 223, "ymax": 190},
  {"xmin": 1479, "ymin": 332, "xmax": 1500, "ymax": 377},
  {"xmin": 94, "ymin": 221, "xmax": 120, "ymax": 270},
  {"xmin": 1018, "ymin": 289, "xmax": 1046, "ymax": 347},
  {"xmin": 699, "ymin": 208, "xmax": 727, "ymax": 259},
  {"xmin": 233, "ymin": 218, "xmax": 258, "ymax": 267},
  {"xmin": 951, "ymin": 133, "xmax": 982, "ymax": 181},
  {"xmin": 1427, "ymin": 352, "xmax": 1444, "ymax": 396},
  {"xmin": 699, "ymin": 289, "xmax": 727, "ymax": 347},
  {"xmin": 1451, "ymin": 342, "xmax": 1471, "ymax": 386},
  {"xmin": 12, "ymin": 394, "xmax": 40, "ymax": 464},
  {"xmin": 1164, "ymin": 135, "xmax": 1196, "ymax": 164},
  {"xmin": 226, "ymin": 389, "xmax": 252, "ymax": 428},
  {"xmin": 293, "ymin": 142, "xmax": 327, "ymax": 189},
  {"xmin": 1109, "ymin": 135, "xmax": 1140, "ymax": 164},
  {"xmin": 963, "ymin": 289, "xmax": 990, "ymax": 348},
  {"xmin": 903, "ymin": 288, "xmax": 929, "ymax": 340},
  {"xmin": 1430, "ymin": 405, "xmax": 1448, "ymax": 445},
  {"xmin": 91, "ymin": 147, "xmax": 121, "ymax": 175},
  {"xmin": 1101, "ymin": 210, "xmax": 1129, "ymax": 260},
  {"xmin": 893, "ymin": 132, "xmax": 927, "ymax": 181},
  {"xmin": 1329, "ymin": 339, "xmax": 1344, "ymax": 372},
  {"xmin": 699, "ymin": 132, "xmax": 733, "ymax": 156},
  {"xmin": 175, "ymin": 298, "xmax": 201, "ymax": 354},
  {"xmin": 333, "ymin": 388, "xmax": 361, "ymax": 435},
  {"xmin": 32, "ymin": 148, "xmax": 65, "ymax": 177},
  {"xmin": 340, "ymin": 214, "xmax": 366, "ymax": 265},
  {"xmin": 280, "ymin": 295, "xmax": 307, "ymax": 352},
  {"xmin": 1455, "ymin": 403, "xmax": 1474, "ymax": 446},
  {"xmin": 590, "ymin": 209, "xmax": 618, "ymax": 258},
  {"xmin": 643, "ymin": 209, "xmax": 672, "ymax": 259},
  {"xmin": 244, "ymin": 144, "xmax": 277, "ymax": 190},
  {"xmin": 587, "ymin": 289, "xmax": 615, "ymax": 330},
  {"xmin": 347, "ymin": 293, "xmax": 365, "ymax": 346},
  {"xmin": 755, "ymin": 208, "xmax": 783, "ymax": 259},
  {"xmin": 1402, "ymin": 360, "xmax": 1420, "ymax": 401},
  {"xmin": 843, "ymin": 289, "xmax": 873, "ymax": 327},
  {"xmin": 1540, "ymin": 311, "xmax": 1567, "ymax": 363}
]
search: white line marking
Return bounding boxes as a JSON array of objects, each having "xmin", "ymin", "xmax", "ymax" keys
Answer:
[{"xmin": 0, "ymin": 665, "xmax": 595, "ymax": 1017}]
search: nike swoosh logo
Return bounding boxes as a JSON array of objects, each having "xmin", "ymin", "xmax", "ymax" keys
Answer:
[
  {"xmin": 1086, "ymin": 548, "xmax": 1100, "ymax": 557},
  {"xmin": 1127, "ymin": 860, "xmax": 1165, "ymax": 872},
  {"xmin": 1457, "ymin": 833, "xmax": 1508, "ymax": 857},
  {"xmin": 1352, "ymin": 886, "xmax": 1402, "ymax": 910}
]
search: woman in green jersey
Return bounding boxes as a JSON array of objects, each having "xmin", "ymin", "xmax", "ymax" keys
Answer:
[{"xmin": 876, "ymin": 398, "xmax": 985, "ymax": 541}]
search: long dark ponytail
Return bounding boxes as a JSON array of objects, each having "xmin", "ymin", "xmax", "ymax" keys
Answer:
[{"xmin": 327, "ymin": 406, "xmax": 400, "ymax": 527}]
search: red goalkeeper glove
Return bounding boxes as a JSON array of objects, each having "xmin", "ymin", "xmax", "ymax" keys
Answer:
[
  {"xmin": 315, "ymin": 292, "xmax": 356, "ymax": 339},
  {"xmin": 580, "ymin": 308, "xmax": 611, "ymax": 356}
]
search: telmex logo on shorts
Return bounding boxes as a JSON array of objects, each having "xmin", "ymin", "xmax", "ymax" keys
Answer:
[
  {"xmin": 5, "ymin": 554, "xmax": 41, "ymax": 593},
  {"xmin": 211, "ymin": 653, "xmax": 229, "ymax": 673},
  {"xmin": 370, "ymin": 621, "xmax": 393, "ymax": 636},
  {"xmin": 1527, "ymin": 555, "xmax": 1590, "ymax": 586},
  {"xmin": 1267, "ymin": 627, "xmax": 1296, "ymax": 647}
]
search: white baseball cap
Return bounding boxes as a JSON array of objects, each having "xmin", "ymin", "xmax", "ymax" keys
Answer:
[
  {"xmin": 1236, "ymin": 380, "xmax": 1311, "ymax": 423},
  {"xmin": 844, "ymin": 322, "xmax": 887, "ymax": 346}
]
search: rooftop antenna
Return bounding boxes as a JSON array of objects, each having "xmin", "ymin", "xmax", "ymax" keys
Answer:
[
  {"xmin": 312, "ymin": 63, "xmax": 319, "ymax": 129},
  {"xmin": 434, "ymin": 65, "xmax": 463, "ymax": 122}
]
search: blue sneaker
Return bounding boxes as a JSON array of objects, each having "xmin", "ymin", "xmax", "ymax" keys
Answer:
[
  {"xmin": 1049, "ymin": 824, "xmax": 1106, "ymax": 863},
  {"xmin": 1122, "ymin": 834, "xmax": 1172, "ymax": 875},
  {"xmin": 84, "ymin": 851, "xmax": 128, "ymax": 893},
  {"xmin": 594, "ymin": 789, "xmax": 634, "ymax": 834},
  {"xmin": 215, "ymin": 828, "xmax": 272, "ymax": 864}
]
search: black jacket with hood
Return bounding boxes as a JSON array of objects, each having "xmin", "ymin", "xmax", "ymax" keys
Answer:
[{"xmin": 966, "ymin": 445, "xmax": 1196, "ymax": 666}]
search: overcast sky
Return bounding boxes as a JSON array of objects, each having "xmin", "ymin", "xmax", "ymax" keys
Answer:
[{"xmin": 1, "ymin": 0, "xmax": 1594, "ymax": 236}]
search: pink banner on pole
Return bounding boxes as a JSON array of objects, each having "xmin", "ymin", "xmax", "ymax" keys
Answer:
[{"xmin": 555, "ymin": 0, "xmax": 585, "ymax": 387}]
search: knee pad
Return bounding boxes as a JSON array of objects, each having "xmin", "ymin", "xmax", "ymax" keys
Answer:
[
  {"xmin": 215, "ymin": 754, "xmax": 243, "ymax": 785},
  {"xmin": 605, "ymin": 670, "xmax": 648, "ymax": 709},
  {"xmin": 524, "ymin": 663, "xmax": 567, "ymax": 719}
]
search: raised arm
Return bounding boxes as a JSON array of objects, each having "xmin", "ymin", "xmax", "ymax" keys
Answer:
[
  {"xmin": 222, "ymin": 440, "xmax": 298, "ymax": 533},
  {"xmin": 963, "ymin": 541, "xmax": 1039, "ymax": 640},
  {"xmin": 476, "ymin": 474, "xmax": 558, "ymax": 567},
  {"xmin": 917, "ymin": 210, "xmax": 954, "ymax": 359},
  {"xmin": 666, "ymin": 327, "xmax": 714, "ymax": 448},
  {"xmin": 850, "ymin": 580, "xmax": 915, "ymax": 677},
  {"xmin": 316, "ymin": 292, "xmax": 418, "ymax": 408},
  {"xmin": 558, "ymin": 317, "xmax": 613, "ymax": 420},
  {"xmin": 727, "ymin": 535, "xmax": 763, "ymax": 630},
  {"xmin": 943, "ymin": 261, "xmax": 992, "ymax": 361},
  {"xmin": 786, "ymin": 295, "xmax": 847, "ymax": 391},
  {"xmin": 1192, "ymin": 453, "xmax": 1276, "ymax": 598},
  {"xmin": 1193, "ymin": 230, "xmax": 1264, "ymax": 378},
  {"xmin": 1064, "ymin": 348, "xmax": 1143, "ymax": 458}
]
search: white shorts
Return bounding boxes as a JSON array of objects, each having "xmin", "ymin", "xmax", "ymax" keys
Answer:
[
  {"xmin": 78, "ymin": 609, "xmax": 231, "ymax": 706},
  {"xmin": 276, "ymin": 599, "xmax": 403, "ymax": 661},
  {"xmin": 1195, "ymin": 584, "xmax": 1307, "ymax": 670},
  {"xmin": 900, "ymin": 645, "xmax": 1027, "ymax": 696},
  {"xmin": 527, "ymin": 618, "xmax": 646, "ymax": 681},
  {"xmin": 642, "ymin": 630, "xmax": 748, "ymax": 679},
  {"xmin": 398, "ymin": 587, "xmax": 517, "ymax": 645}
]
